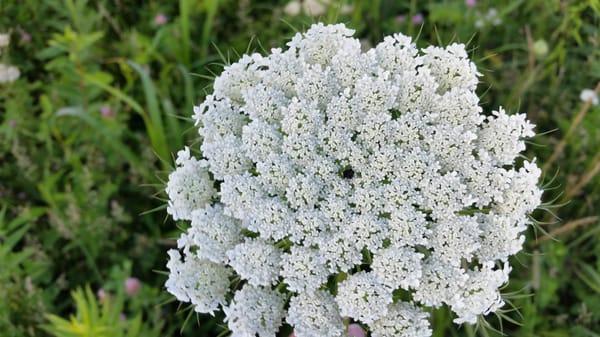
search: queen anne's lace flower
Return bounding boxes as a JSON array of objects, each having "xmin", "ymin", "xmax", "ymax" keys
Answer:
[
  {"xmin": 223, "ymin": 285, "xmax": 286, "ymax": 337},
  {"xmin": 165, "ymin": 147, "xmax": 215, "ymax": 220},
  {"xmin": 227, "ymin": 238, "xmax": 282, "ymax": 286},
  {"xmin": 413, "ymin": 258, "xmax": 469, "ymax": 308},
  {"xmin": 371, "ymin": 302, "xmax": 432, "ymax": 337},
  {"xmin": 177, "ymin": 204, "xmax": 242, "ymax": 263},
  {"xmin": 451, "ymin": 263, "xmax": 512, "ymax": 324},
  {"xmin": 165, "ymin": 23, "xmax": 542, "ymax": 336},
  {"xmin": 372, "ymin": 246, "xmax": 424, "ymax": 289},
  {"xmin": 281, "ymin": 245, "xmax": 329, "ymax": 292},
  {"xmin": 286, "ymin": 290, "xmax": 344, "ymax": 337},
  {"xmin": 165, "ymin": 250, "xmax": 231, "ymax": 314},
  {"xmin": 336, "ymin": 271, "xmax": 393, "ymax": 324}
]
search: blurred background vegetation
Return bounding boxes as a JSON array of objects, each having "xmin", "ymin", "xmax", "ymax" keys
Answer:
[{"xmin": 0, "ymin": 0, "xmax": 599, "ymax": 336}]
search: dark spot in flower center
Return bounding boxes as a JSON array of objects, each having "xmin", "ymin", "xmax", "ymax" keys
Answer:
[{"xmin": 342, "ymin": 167, "xmax": 355, "ymax": 179}]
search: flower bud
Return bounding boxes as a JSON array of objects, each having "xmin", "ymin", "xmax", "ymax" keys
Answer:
[{"xmin": 125, "ymin": 277, "xmax": 141, "ymax": 296}]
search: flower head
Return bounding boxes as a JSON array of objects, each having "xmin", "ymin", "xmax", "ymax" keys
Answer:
[
  {"xmin": 227, "ymin": 238, "xmax": 282, "ymax": 286},
  {"xmin": 124, "ymin": 277, "xmax": 141, "ymax": 296},
  {"xmin": 286, "ymin": 290, "xmax": 344, "ymax": 337},
  {"xmin": 97, "ymin": 288, "xmax": 107, "ymax": 302},
  {"xmin": 223, "ymin": 285, "xmax": 286, "ymax": 337},
  {"xmin": 165, "ymin": 23, "xmax": 541, "ymax": 336},
  {"xmin": 336, "ymin": 271, "xmax": 393, "ymax": 324},
  {"xmin": 0, "ymin": 64, "xmax": 20, "ymax": 83},
  {"xmin": 165, "ymin": 250, "xmax": 231, "ymax": 314},
  {"xmin": 0, "ymin": 33, "xmax": 9, "ymax": 48},
  {"xmin": 154, "ymin": 13, "xmax": 168, "ymax": 26},
  {"xmin": 100, "ymin": 105, "xmax": 114, "ymax": 118},
  {"xmin": 165, "ymin": 147, "xmax": 215, "ymax": 220},
  {"xmin": 284, "ymin": 1, "xmax": 302, "ymax": 16},
  {"xmin": 371, "ymin": 302, "xmax": 432, "ymax": 337},
  {"xmin": 178, "ymin": 204, "xmax": 243, "ymax": 263},
  {"xmin": 580, "ymin": 88, "xmax": 598, "ymax": 106},
  {"xmin": 412, "ymin": 13, "xmax": 424, "ymax": 25},
  {"xmin": 347, "ymin": 324, "xmax": 367, "ymax": 337}
]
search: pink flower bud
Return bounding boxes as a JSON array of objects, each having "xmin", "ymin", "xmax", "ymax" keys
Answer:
[
  {"xmin": 154, "ymin": 13, "xmax": 168, "ymax": 26},
  {"xmin": 100, "ymin": 105, "xmax": 114, "ymax": 118},
  {"xmin": 395, "ymin": 15, "xmax": 406, "ymax": 23},
  {"xmin": 124, "ymin": 277, "xmax": 141, "ymax": 296},
  {"xmin": 465, "ymin": 0, "xmax": 477, "ymax": 7},
  {"xmin": 97, "ymin": 288, "xmax": 107, "ymax": 302},
  {"xmin": 411, "ymin": 13, "xmax": 424, "ymax": 25},
  {"xmin": 347, "ymin": 323, "xmax": 366, "ymax": 337}
]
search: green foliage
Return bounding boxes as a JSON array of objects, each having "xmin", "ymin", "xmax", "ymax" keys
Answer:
[
  {"xmin": 0, "ymin": 207, "xmax": 50, "ymax": 337},
  {"xmin": 43, "ymin": 286, "xmax": 160, "ymax": 337},
  {"xmin": 0, "ymin": 0, "xmax": 599, "ymax": 336}
]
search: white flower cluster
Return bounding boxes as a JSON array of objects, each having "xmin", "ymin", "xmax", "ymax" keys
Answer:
[
  {"xmin": 475, "ymin": 8, "xmax": 502, "ymax": 29},
  {"xmin": 165, "ymin": 23, "xmax": 542, "ymax": 336},
  {"xmin": 0, "ymin": 33, "xmax": 20, "ymax": 84},
  {"xmin": 166, "ymin": 147, "xmax": 215, "ymax": 220},
  {"xmin": 283, "ymin": 0, "xmax": 353, "ymax": 17},
  {"xmin": 580, "ymin": 88, "xmax": 598, "ymax": 106}
]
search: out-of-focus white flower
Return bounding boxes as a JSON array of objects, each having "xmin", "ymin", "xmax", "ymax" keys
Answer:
[
  {"xmin": 580, "ymin": 88, "xmax": 598, "ymax": 106},
  {"xmin": 476, "ymin": 8, "xmax": 502, "ymax": 28},
  {"xmin": 0, "ymin": 64, "xmax": 19, "ymax": 83},
  {"xmin": 284, "ymin": 0, "xmax": 352, "ymax": 17},
  {"xmin": 302, "ymin": 0, "xmax": 328, "ymax": 16},
  {"xmin": 0, "ymin": 33, "xmax": 10, "ymax": 48},
  {"xmin": 341, "ymin": 4, "xmax": 353, "ymax": 15},
  {"xmin": 165, "ymin": 23, "xmax": 542, "ymax": 336},
  {"xmin": 489, "ymin": 8, "xmax": 502, "ymax": 25},
  {"xmin": 284, "ymin": 1, "xmax": 302, "ymax": 16}
]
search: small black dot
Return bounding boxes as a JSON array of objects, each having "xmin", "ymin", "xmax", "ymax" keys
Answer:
[{"xmin": 342, "ymin": 168, "xmax": 354, "ymax": 179}]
